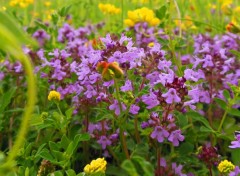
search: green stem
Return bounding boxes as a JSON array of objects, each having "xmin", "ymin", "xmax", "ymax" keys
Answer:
[
  {"xmin": 134, "ymin": 115, "xmax": 140, "ymax": 144},
  {"xmin": 173, "ymin": 0, "xmax": 182, "ymax": 38},
  {"xmin": 119, "ymin": 126, "xmax": 130, "ymax": 159},
  {"xmin": 56, "ymin": 102, "xmax": 63, "ymax": 116},
  {"xmin": 217, "ymin": 109, "xmax": 228, "ymax": 133},
  {"xmin": 6, "ymin": 54, "xmax": 36, "ymax": 166},
  {"xmin": 113, "ymin": 78, "xmax": 129, "ymax": 159},
  {"xmin": 121, "ymin": 0, "xmax": 124, "ymax": 28},
  {"xmin": 114, "ymin": 78, "xmax": 123, "ymax": 112}
]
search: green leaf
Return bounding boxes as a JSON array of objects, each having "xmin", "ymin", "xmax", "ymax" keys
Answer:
[
  {"xmin": 223, "ymin": 89, "xmax": 231, "ymax": 100},
  {"xmin": 132, "ymin": 156, "xmax": 154, "ymax": 176},
  {"xmin": 156, "ymin": 5, "xmax": 167, "ymax": 19},
  {"xmin": 66, "ymin": 169, "xmax": 76, "ymax": 176},
  {"xmin": 51, "ymin": 150, "xmax": 65, "ymax": 162},
  {"xmin": 131, "ymin": 143, "xmax": 149, "ymax": 158},
  {"xmin": 0, "ymin": 12, "xmax": 34, "ymax": 46},
  {"xmin": 106, "ymin": 165, "xmax": 127, "ymax": 176},
  {"xmin": 231, "ymin": 148, "xmax": 240, "ymax": 164},
  {"xmin": 121, "ymin": 160, "xmax": 138, "ymax": 176},
  {"xmin": 37, "ymin": 149, "xmax": 55, "ymax": 163},
  {"xmin": 200, "ymin": 126, "xmax": 215, "ymax": 133},
  {"xmin": 229, "ymin": 50, "xmax": 240, "ymax": 58},
  {"xmin": 75, "ymin": 133, "xmax": 91, "ymax": 142},
  {"xmin": 60, "ymin": 135, "xmax": 71, "ymax": 149},
  {"xmin": 65, "ymin": 108, "xmax": 73, "ymax": 120},
  {"xmin": 186, "ymin": 111, "xmax": 214, "ymax": 131},
  {"xmin": 214, "ymin": 98, "xmax": 227, "ymax": 110},
  {"xmin": 30, "ymin": 114, "xmax": 43, "ymax": 126},
  {"xmin": 34, "ymin": 21, "xmax": 48, "ymax": 31},
  {"xmin": 179, "ymin": 142, "xmax": 194, "ymax": 155},
  {"xmin": 35, "ymin": 143, "xmax": 47, "ymax": 157},
  {"xmin": 65, "ymin": 133, "xmax": 90, "ymax": 157},
  {"xmin": 176, "ymin": 113, "xmax": 188, "ymax": 128},
  {"xmin": 0, "ymin": 87, "xmax": 16, "ymax": 113},
  {"xmin": 52, "ymin": 171, "xmax": 64, "ymax": 176},
  {"xmin": 49, "ymin": 141, "xmax": 60, "ymax": 151},
  {"xmin": 228, "ymin": 108, "xmax": 240, "ymax": 117},
  {"xmin": 76, "ymin": 173, "xmax": 85, "ymax": 176},
  {"xmin": 24, "ymin": 167, "xmax": 29, "ymax": 176}
]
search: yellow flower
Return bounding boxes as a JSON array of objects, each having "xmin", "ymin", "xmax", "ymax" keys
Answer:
[
  {"xmin": 98, "ymin": 3, "xmax": 121, "ymax": 15},
  {"xmin": 44, "ymin": 1, "xmax": 51, "ymax": 7},
  {"xmin": 48, "ymin": 90, "xmax": 61, "ymax": 102},
  {"xmin": 84, "ymin": 158, "xmax": 107, "ymax": 174},
  {"xmin": 218, "ymin": 160, "xmax": 235, "ymax": 173},
  {"xmin": 125, "ymin": 7, "xmax": 160, "ymax": 27},
  {"xmin": 124, "ymin": 19, "xmax": 135, "ymax": 27},
  {"xmin": 0, "ymin": 6, "xmax": 6, "ymax": 11},
  {"xmin": 9, "ymin": 0, "xmax": 33, "ymax": 8},
  {"xmin": 221, "ymin": 0, "xmax": 233, "ymax": 15},
  {"xmin": 148, "ymin": 42, "xmax": 154, "ymax": 47}
]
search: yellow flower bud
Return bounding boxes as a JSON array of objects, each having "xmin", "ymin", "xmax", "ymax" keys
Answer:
[
  {"xmin": 218, "ymin": 160, "xmax": 235, "ymax": 174},
  {"xmin": 48, "ymin": 90, "xmax": 61, "ymax": 102},
  {"xmin": 124, "ymin": 19, "xmax": 135, "ymax": 27},
  {"xmin": 148, "ymin": 42, "xmax": 155, "ymax": 47},
  {"xmin": 84, "ymin": 158, "xmax": 107, "ymax": 174},
  {"xmin": 149, "ymin": 18, "xmax": 160, "ymax": 26}
]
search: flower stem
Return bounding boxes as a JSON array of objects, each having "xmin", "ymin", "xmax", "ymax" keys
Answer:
[
  {"xmin": 113, "ymin": 78, "xmax": 129, "ymax": 159},
  {"xmin": 134, "ymin": 115, "xmax": 141, "ymax": 144},
  {"xmin": 120, "ymin": 126, "xmax": 130, "ymax": 159},
  {"xmin": 114, "ymin": 78, "xmax": 123, "ymax": 112},
  {"xmin": 217, "ymin": 109, "xmax": 228, "ymax": 133},
  {"xmin": 173, "ymin": 0, "xmax": 182, "ymax": 38},
  {"xmin": 6, "ymin": 54, "xmax": 36, "ymax": 167}
]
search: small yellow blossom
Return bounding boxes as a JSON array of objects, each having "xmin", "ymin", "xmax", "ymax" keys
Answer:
[
  {"xmin": 175, "ymin": 15, "xmax": 194, "ymax": 31},
  {"xmin": 0, "ymin": 6, "xmax": 6, "ymax": 11},
  {"xmin": 84, "ymin": 158, "xmax": 107, "ymax": 174},
  {"xmin": 44, "ymin": 1, "xmax": 51, "ymax": 7},
  {"xmin": 10, "ymin": 0, "xmax": 33, "ymax": 8},
  {"xmin": 48, "ymin": 90, "xmax": 61, "ymax": 102},
  {"xmin": 221, "ymin": 0, "xmax": 233, "ymax": 15},
  {"xmin": 208, "ymin": 3, "xmax": 216, "ymax": 10},
  {"xmin": 45, "ymin": 9, "xmax": 55, "ymax": 21},
  {"xmin": 218, "ymin": 160, "xmax": 235, "ymax": 174},
  {"xmin": 148, "ymin": 42, "xmax": 154, "ymax": 47},
  {"xmin": 131, "ymin": 0, "xmax": 149, "ymax": 3},
  {"xmin": 98, "ymin": 3, "xmax": 121, "ymax": 15},
  {"xmin": 125, "ymin": 7, "xmax": 160, "ymax": 27}
]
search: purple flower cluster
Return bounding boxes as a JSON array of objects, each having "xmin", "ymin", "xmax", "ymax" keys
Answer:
[
  {"xmin": 88, "ymin": 121, "xmax": 119, "ymax": 151},
  {"xmin": 156, "ymin": 157, "xmax": 192, "ymax": 176},
  {"xmin": 142, "ymin": 112, "xmax": 185, "ymax": 146},
  {"xmin": 229, "ymin": 134, "xmax": 240, "ymax": 149},
  {"xmin": 182, "ymin": 33, "xmax": 240, "ymax": 103}
]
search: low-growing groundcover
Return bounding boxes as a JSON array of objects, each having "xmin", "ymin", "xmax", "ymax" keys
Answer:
[{"xmin": 0, "ymin": 0, "xmax": 240, "ymax": 175}]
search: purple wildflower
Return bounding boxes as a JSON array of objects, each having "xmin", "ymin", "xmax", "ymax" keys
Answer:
[
  {"xmin": 229, "ymin": 166, "xmax": 240, "ymax": 176},
  {"xmin": 142, "ymin": 92, "xmax": 160, "ymax": 109},
  {"xmin": 162, "ymin": 88, "xmax": 181, "ymax": 104},
  {"xmin": 172, "ymin": 163, "xmax": 186, "ymax": 176},
  {"xmin": 150, "ymin": 126, "xmax": 169, "ymax": 143},
  {"xmin": 109, "ymin": 100, "xmax": 126, "ymax": 116},
  {"xmin": 120, "ymin": 80, "xmax": 133, "ymax": 92},
  {"xmin": 229, "ymin": 134, "xmax": 240, "ymax": 149},
  {"xmin": 184, "ymin": 69, "xmax": 205, "ymax": 82},
  {"xmin": 32, "ymin": 29, "xmax": 50, "ymax": 47},
  {"xmin": 141, "ymin": 122, "xmax": 149, "ymax": 129},
  {"xmin": 168, "ymin": 130, "xmax": 185, "ymax": 146},
  {"xmin": 97, "ymin": 136, "xmax": 112, "ymax": 150},
  {"xmin": 129, "ymin": 104, "xmax": 140, "ymax": 115}
]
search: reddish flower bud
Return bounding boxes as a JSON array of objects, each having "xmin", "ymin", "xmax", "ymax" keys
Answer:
[{"xmin": 96, "ymin": 61, "xmax": 124, "ymax": 81}]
